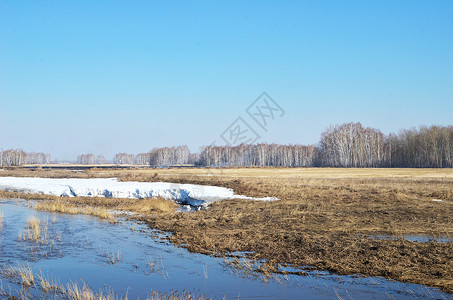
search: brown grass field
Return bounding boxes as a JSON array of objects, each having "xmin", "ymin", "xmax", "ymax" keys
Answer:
[{"xmin": 0, "ymin": 167, "xmax": 452, "ymax": 293}]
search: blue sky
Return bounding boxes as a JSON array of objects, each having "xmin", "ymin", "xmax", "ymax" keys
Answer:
[{"xmin": 1, "ymin": 1, "xmax": 452, "ymax": 161}]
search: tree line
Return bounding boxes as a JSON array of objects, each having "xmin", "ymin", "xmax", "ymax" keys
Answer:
[
  {"xmin": 386, "ymin": 125, "xmax": 453, "ymax": 168},
  {"xmin": 77, "ymin": 154, "xmax": 106, "ymax": 164},
  {"xmin": 77, "ymin": 146, "xmax": 193, "ymax": 166},
  {"xmin": 3, "ymin": 123, "xmax": 451, "ymax": 168},
  {"xmin": 317, "ymin": 123, "xmax": 453, "ymax": 168},
  {"xmin": 108, "ymin": 123, "xmax": 452, "ymax": 168},
  {"xmin": 318, "ymin": 123, "xmax": 385, "ymax": 167},
  {"xmin": 110, "ymin": 146, "xmax": 193, "ymax": 166},
  {"xmin": 0, "ymin": 149, "xmax": 50, "ymax": 166},
  {"xmin": 198, "ymin": 144, "xmax": 317, "ymax": 167}
]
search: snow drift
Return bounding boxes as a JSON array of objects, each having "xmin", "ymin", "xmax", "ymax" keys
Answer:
[{"xmin": 0, "ymin": 177, "xmax": 278, "ymax": 207}]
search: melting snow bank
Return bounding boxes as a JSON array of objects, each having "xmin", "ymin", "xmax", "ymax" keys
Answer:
[{"xmin": 0, "ymin": 177, "xmax": 278, "ymax": 208}]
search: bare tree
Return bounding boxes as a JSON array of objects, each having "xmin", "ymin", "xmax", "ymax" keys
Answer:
[
  {"xmin": 149, "ymin": 146, "xmax": 190, "ymax": 166},
  {"xmin": 3, "ymin": 123, "xmax": 452, "ymax": 169},
  {"xmin": 0, "ymin": 149, "xmax": 51, "ymax": 166},
  {"xmin": 77, "ymin": 154, "xmax": 95, "ymax": 164},
  {"xmin": 96, "ymin": 155, "xmax": 106, "ymax": 164},
  {"xmin": 319, "ymin": 123, "xmax": 385, "ymax": 167},
  {"xmin": 113, "ymin": 153, "xmax": 134, "ymax": 164},
  {"xmin": 198, "ymin": 143, "xmax": 318, "ymax": 167},
  {"xmin": 135, "ymin": 153, "xmax": 151, "ymax": 165}
]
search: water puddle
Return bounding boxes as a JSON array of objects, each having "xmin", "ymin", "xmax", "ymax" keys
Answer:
[
  {"xmin": 0, "ymin": 199, "xmax": 450, "ymax": 299},
  {"xmin": 365, "ymin": 234, "xmax": 453, "ymax": 244}
]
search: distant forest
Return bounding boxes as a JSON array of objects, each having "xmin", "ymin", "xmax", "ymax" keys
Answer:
[{"xmin": 2, "ymin": 123, "xmax": 453, "ymax": 168}]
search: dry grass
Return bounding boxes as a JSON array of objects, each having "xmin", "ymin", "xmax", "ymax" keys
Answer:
[
  {"xmin": 16, "ymin": 263, "xmax": 35, "ymax": 287},
  {"xmin": 99, "ymin": 247, "xmax": 121, "ymax": 265},
  {"xmin": 66, "ymin": 281, "xmax": 117, "ymax": 300},
  {"xmin": 5, "ymin": 165, "xmax": 452, "ymax": 180},
  {"xmin": 0, "ymin": 263, "xmax": 35, "ymax": 287},
  {"xmin": 0, "ymin": 190, "xmax": 177, "ymax": 220},
  {"xmin": 1, "ymin": 167, "xmax": 452, "ymax": 293},
  {"xmin": 66, "ymin": 282, "xmax": 209, "ymax": 300},
  {"xmin": 0, "ymin": 263, "xmax": 209, "ymax": 300},
  {"xmin": 37, "ymin": 271, "xmax": 54, "ymax": 293},
  {"xmin": 0, "ymin": 211, "xmax": 3, "ymax": 232},
  {"xmin": 25, "ymin": 216, "xmax": 42, "ymax": 241},
  {"xmin": 114, "ymin": 167, "xmax": 453, "ymax": 293},
  {"xmin": 34, "ymin": 201, "xmax": 117, "ymax": 223},
  {"xmin": 0, "ymin": 166, "xmax": 109, "ymax": 179}
]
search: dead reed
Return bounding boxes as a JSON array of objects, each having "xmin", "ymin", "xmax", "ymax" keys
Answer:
[
  {"xmin": 0, "ymin": 211, "xmax": 3, "ymax": 232},
  {"xmin": 0, "ymin": 263, "xmax": 35, "ymax": 287},
  {"xmin": 34, "ymin": 201, "xmax": 116, "ymax": 223},
  {"xmin": 0, "ymin": 263, "xmax": 209, "ymax": 300}
]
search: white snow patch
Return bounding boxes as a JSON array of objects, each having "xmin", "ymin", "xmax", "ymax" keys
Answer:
[{"xmin": 0, "ymin": 177, "xmax": 278, "ymax": 207}]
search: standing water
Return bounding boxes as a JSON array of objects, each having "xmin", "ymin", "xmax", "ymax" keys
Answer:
[{"xmin": 0, "ymin": 199, "xmax": 450, "ymax": 299}]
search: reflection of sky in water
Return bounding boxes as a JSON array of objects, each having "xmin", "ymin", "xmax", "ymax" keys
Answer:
[
  {"xmin": 0, "ymin": 199, "xmax": 450, "ymax": 300},
  {"xmin": 366, "ymin": 234, "xmax": 453, "ymax": 244}
]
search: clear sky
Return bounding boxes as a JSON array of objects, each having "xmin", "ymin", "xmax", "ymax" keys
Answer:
[{"xmin": 1, "ymin": 1, "xmax": 452, "ymax": 161}]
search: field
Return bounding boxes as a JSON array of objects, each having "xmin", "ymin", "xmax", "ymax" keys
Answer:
[{"xmin": 1, "ymin": 167, "xmax": 452, "ymax": 293}]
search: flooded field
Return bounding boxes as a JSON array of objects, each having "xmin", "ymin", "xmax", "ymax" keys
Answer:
[{"xmin": 0, "ymin": 199, "xmax": 450, "ymax": 299}]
